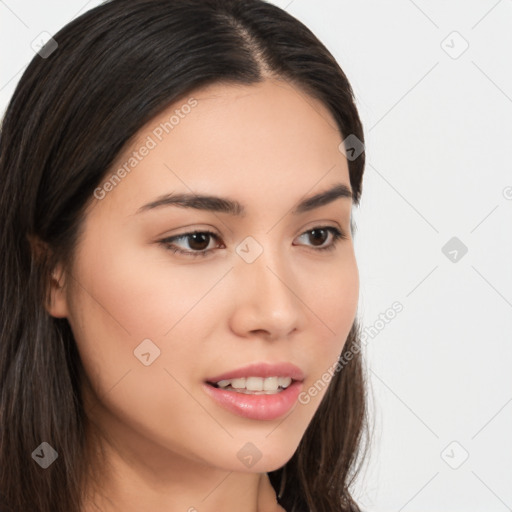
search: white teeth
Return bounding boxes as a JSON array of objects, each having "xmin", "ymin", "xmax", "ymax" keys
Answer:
[
  {"xmin": 215, "ymin": 376, "xmax": 293, "ymax": 392},
  {"xmin": 263, "ymin": 376, "xmax": 278, "ymax": 391},
  {"xmin": 230, "ymin": 378, "xmax": 246, "ymax": 389},
  {"xmin": 277, "ymin": 376, "xmax": 292, "ymax": 388}
]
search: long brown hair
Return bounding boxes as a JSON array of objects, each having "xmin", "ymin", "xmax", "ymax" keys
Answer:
[{"xmin": 0, "ymin": 1, "xmax": 368, "ymax": 510}]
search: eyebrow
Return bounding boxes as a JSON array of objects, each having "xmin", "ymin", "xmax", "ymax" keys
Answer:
[{"xmin": 136, "ymin": 183, "xmax": 352, "ymax": 216}]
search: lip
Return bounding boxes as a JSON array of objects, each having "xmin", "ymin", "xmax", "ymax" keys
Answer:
[
  {"xmin": 203, "ymin": 362, "xmax": 305, "ymax": 421},
  {"xmin": 202, "ymin": 379, "xmax": 304, "ymax": 420},
  {"xmin": 205, "ymin": 362, "xmax": 305, "ymax": 383}
]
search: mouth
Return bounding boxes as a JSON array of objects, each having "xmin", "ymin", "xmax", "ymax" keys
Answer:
[
  {"xmin": 205, "ymin": 376, "xmax": 299, "ymax": 395},
  {"xmin": 204, "ymin": 361, "xmax": 304, "ymax": 394},
  {"xmin": 202, "ymin": 362, "xmax": 305, "ymax": 420}
]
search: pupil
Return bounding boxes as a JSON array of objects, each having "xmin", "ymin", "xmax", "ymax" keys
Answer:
[
  {"xmin": 309, "ymin": 229, "xmax": 327, "ymax": 246},
  {"xmin": 189, "ymin": 233, "xmax": 209, "ymax": 250}
]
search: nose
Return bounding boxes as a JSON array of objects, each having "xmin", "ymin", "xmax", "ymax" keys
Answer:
[{"xmin": 228, "ymin": 244, "xmax": 303, "ymax": 340}]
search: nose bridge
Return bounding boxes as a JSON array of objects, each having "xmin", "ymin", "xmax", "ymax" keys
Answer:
[
  {"xmin": 237, "ymin": 234, "xmax": 290, "ymax": 290},
  {"xmin": 233, "ymin": 234, "xmax": 301, "ymax": 336}
]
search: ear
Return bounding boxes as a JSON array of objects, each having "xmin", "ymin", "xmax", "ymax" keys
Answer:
[
  {"xmin": 46, "ymin": 264, "xmax": 69, "ymax": 318},
  {"xmin": 27, "ymin": 233, "xmax": 70, "ymax": 318}
]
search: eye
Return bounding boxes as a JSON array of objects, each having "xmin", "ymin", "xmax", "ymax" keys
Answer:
[
  {"xmin": 159, "ymin": 226, "xmax": 347, "ymax": 258},
  {"xmin": 159, "ymin": 230, "xmax": 223, "ymax": 258},
  {"xmin": 294, "ymin": 226, "xmax": 347, "ymax": 252}
]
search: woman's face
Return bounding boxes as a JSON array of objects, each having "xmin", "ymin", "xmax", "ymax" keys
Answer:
[{"xmin": 50, "ymin": 78, "xmax": 359, "ymax": 476}]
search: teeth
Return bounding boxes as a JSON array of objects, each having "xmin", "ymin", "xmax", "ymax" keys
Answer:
[
  {"xmin": 263, "ymin": 376, "xmax": 278, "ymax": 391},
  {"xmin": 216, "ymin": 376, "xmax": 293, "ymax": 392}
]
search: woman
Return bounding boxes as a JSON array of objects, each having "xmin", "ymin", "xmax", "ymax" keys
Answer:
[{"xmin": 0, "ymin": 0, "xmax": 369, "ymax": 510}]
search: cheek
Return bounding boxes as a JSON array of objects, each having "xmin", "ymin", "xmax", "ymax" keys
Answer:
[
  {"xmin": 70, "ymin": 230, "xmax": 229, "ymax": 341},
  {"xmin": 66, "ymin": 233, "xmax": 235, "ymax": 396},
  {"xmin": 302, "ymin": 251, "xmax": 358, "ymax": 328},
  {"xmin": 295, "ymin": 255, "xmax": 359, "ymax": 395},
  {"xmin": 312, "ymin": 259, "xmax": 359, "ymax": 330},
  {"xmin": 66, "ymin": 243, "xmax": 236, "ymax": 463}
]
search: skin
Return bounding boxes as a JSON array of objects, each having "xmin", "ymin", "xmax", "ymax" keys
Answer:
[{"xmin": 46, "ymin": 78, "xmax": 359, "ymax": 512}]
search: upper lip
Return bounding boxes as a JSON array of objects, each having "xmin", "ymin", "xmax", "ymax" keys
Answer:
[{"xmin": 205, "ymin": 362, "xmax": 305, "ymax": 383}]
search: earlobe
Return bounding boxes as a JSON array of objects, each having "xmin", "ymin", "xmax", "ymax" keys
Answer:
[{"xmin": 45, "ymin": 265, "xmax": 69, "ymax": 318}]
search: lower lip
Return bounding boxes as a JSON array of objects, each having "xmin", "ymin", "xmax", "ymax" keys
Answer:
[{"xmin": 202, "ymin": 380, "xmax": 303, "ymax": 421}]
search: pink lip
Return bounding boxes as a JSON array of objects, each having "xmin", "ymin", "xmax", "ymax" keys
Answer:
[
  {"xmin": 205, "ymin": 362, "xmax": 305, "ymax": 383},
  {"xmin": 202, "ymin": 380, "xmax": 304, "ymax": 420},
  {"xmin": 202, "ymin": 362, "xmax": 305, "ymax": 421}
]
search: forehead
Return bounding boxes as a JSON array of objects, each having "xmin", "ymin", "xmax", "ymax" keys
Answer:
[{"xmin": 90, "ymin": 78, "xmax": 351, "ymax": 219}]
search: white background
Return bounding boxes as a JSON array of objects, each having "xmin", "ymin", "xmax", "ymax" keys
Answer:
[{"xmin": 1, "ymin": 1, "xmax": 511, "ymax": 510}]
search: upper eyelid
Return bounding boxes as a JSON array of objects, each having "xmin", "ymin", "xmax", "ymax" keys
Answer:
[
  {"xmin": 166, "ymin": 225, "xmax": 342, "ymax": 240},
  {"xmin": 166, "ymin": 220, "xmax": 346, "ymax": 239},
  {"xmin": 163, "ymin": 225, "xmax": 345, "ymax": 249}
]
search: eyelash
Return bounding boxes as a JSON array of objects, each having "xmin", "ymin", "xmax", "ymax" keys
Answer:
[{"xmin": 159, "ymin": 226, "xmax": 347, "ymax": 258}]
